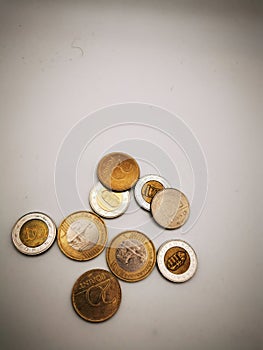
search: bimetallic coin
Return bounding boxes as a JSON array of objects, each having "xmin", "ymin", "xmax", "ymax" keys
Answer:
[
  {"xmin": 57, "ymin": 211, "xmax": 107, "ymax": 261},
  {"xmin": 97, "ymin": 152, "xmax": 140, "ymax": 191},
  {"xmin": 72, "ymin": 269, "xmax": 121, "ymax": 322},
  {"xmin": 134, "ymin": 174, "xmax": 170, "ymax": 211},
  {"xmin": 157, "ymin": 240, "xmax": 197, "ymax": 282},
  {"xmin": 12, "ymin": 212, "xmax": 57, "ymax": 255},
  {"xmin": 151, "ymin": 188, "xmax": 190, "ymax": 229},
  {"xmin": 106, "ymin": 230, "xmax": 156, "ymax": 282},
  {"xmin": 89, "ymin": 182, "xmax": 130, "ymax": 219}
]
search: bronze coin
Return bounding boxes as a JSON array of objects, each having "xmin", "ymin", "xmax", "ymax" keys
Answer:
[
  {"xmin": 151, "ymin": 188, "xmax": 190, "ymax": 229},
  {"xmin": 57, "ymin": 211, "xmax": 107, "ymax": 261},
  {"xmin": 106, "ymin": 230, "xmax": 156, "ymax": 282},
  {"xmin": 97, "ymin": 152, "xmax": 140, "ymax": 191},
  {"xmin": 72, "ymin": 269, "xmax": 121, "ymax": 322}
]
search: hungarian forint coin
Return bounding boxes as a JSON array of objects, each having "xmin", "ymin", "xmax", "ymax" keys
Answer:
[
  {"xmin": 97, "ymin": 152, "xmax": 140, "ymax": 191},
  {"xmin": 72, "ymin": 269, "xmax": 121, "ymax": 322},
  {"xmin": 106, "ymin": 230, "xmax": 156, "ymax": 282},
  {"xmin": 89, "ymin": 182, "xmax": 130, "ymax": 218},
  {"xmin": 11, "ymin": 212, "xmax": 57, "ymax": 255},
  {"xmin": 157, "ymin": 240, "xmax": 197, "ymax": 282},
  {"xmin": 57, "ymin": 211, "xmax": 107, "ymax": 261},
  {"xmin": 151, "ymin": 188, "xmax": 190, "ymax": 229}
]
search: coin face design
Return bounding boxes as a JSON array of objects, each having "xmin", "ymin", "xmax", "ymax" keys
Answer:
[
  {"xmin": 72, "ymin": 269, "xmax": 121, "ymax": 322},
  {"xmin": 157, "ymin": 240, "xmax": 197, "ymax": 282},
  {"xmin": 106, "ymin": 231, "xmax": 156, "ymax": 282},
  {"xmin": 151, "ymin": 188, "xmax": 190, "ymax": 229},
  {"xmin": 57, "ymin": 211, "xmax": 107, "ymax": 261},
  {"xmin": 89, "ymin": 182, "xmax": 130, "ymax": 218},
  {"xmin": 11, "ymin": 212, "xmax": 57, "ymax": 255},
  {"xmin": 67, "ymin": 219, "xmax": 99, "ymax": 251},
  {"xmin": 134, "ymin": 175, "xmax": 170, "ymax": 211},
  {"xmin": 116, "ymin": 239, "xmax": 147, "ymax": 272},
  {"xmin": 97, "ymin": 152, "xmax": 140, "ymax": 191}
]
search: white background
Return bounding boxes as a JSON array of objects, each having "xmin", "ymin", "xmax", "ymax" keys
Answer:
[{"xmin": 0, "ymin": 1, "xmax": 262, "ymax": 349}]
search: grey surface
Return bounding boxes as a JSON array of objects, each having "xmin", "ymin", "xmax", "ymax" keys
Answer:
[{"xmin": 0, "ymin": 1, "xmax": 263, "ymax": 350}]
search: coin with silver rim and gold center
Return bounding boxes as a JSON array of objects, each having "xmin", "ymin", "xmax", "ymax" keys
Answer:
[
  {"xmin": 151, "ymin": 188, "xmax": 190, "ymax": 229},
  {"xmin": 157, "ymin": 240, "xmax": 197, "ymax": 282},
  {"xmin": 89, "ymin": 182, "xmax": 130, "ymax": 218},
  {"xmin": 106, "ymin": 230, "xmax": 156, "ymax": 282},
  {"xmin": 11, "ymin": 212, "xmax": 57, "ymax": 255},
  {"xmin": 57, "ymin": 211, "xmax": 107, "ymax": 261},
  {"xmin": 97, "ymin": 152, "xmax": 140, "ymax": 192},
  {"xmin": 134, "ymin": 174, "xmax": 170, "ymax": 211},
  {"xmin": 72, "ymin": 269, "xmax": 121, "ymax": 322}
]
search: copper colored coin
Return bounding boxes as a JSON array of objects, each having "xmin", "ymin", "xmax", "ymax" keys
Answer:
[
  {"xmin": 97, "ymin": 152, "xmax": 140, "ymax": 191},
  {"xmin": 151, "ymin": 188, "xmax": 190, "ymax": 229},
  {"xmin": 72, "ymin": 269, "xmax": 121, "ymax": 322},
  {"xmin": 57, "ymin": 211, "xmax": 107, "ymax": 261},
  {"xmin": 106, "ymin": 230, "xmax": 156, "ymax": 282}
]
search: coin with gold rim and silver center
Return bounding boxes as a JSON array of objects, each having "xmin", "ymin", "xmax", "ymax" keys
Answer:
[
  {"xmin": 57, "ymin": 211, "xmax": 107, "ymax": 261},
  {"xmin": 134, "ymin": 174, "xmax": 170, "ymax": 211},
  {"xmin": 157, "ymin": 240, "xmax": 197, "ymax": 282},
  {"xmin": 11, "ymin": 212, "xmax": 57, "ymax": 255},
  {"xmin": 106, "ymin": 230, "xmax": 156, "ymax": 282},
  {"xmin": 89, "ymin": 182, "xmax": 130, "ymax": 219}
]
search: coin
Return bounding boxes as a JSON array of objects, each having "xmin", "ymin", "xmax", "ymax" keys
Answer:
[
  {"xmin": 11, "ymin": 212, "xmax": 57, "ymax": 255},
  {"xmin": 157, "ymin": 240, "xmax": 197, "ymax": 282},
  {"xmin": 97, "ymin": 152, "xmax": 140, "ymax": 191},
  {"xmin": 72, "ymin": 269, "xmax": 121, "ymax": 322},
  {"xmin": 106, "ymin": 230, "xmax": 156, "ymax": 282},
  {"xmin": 151, "ymin": 188, "xmax": 190, "ymax": 229},
  {"xmin": 134, "ymin": 174, "xmax": 170, "ymax": 211},
  {"xmin": 57, "ymin": 211, "xmax": 107, "ymax": 261},
  {"xmin": 89, "ymin": 182, "xmax": 130, "ymax": 219}
]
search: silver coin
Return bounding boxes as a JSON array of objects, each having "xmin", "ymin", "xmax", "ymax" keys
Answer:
[
  {"xmin": 134, "ymin": 174, "xmax": 170, "ymax": 211},
  {"xmin": 89, "ymin": 182, "xmax": 130, "ymax": 218},
  {"xmin": 157, "ymin": 240, "xmax": 197, "ymax": 282},
  {"xmin": 12, "ymin": 212, "xmax": 57, "ymax": 255}
]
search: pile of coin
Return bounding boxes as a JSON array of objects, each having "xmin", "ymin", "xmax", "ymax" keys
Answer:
[{"xmin": 11, "ymin": 152, "xmax": 198, "ymax": 322}]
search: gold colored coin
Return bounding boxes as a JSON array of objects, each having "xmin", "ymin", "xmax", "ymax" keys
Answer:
[
  {"xmin": 72, "ymin": 269, "xmax": 121, "ymax": 322},
  {"xmin": 57, "ymin": 211, "xmax": 107, "ymax": 261},
  {"xmin": 151, "ymin": 188, "xmax": 190, "ymax": 229},
  {"xmin": 20, "ymin": 219, "xmax": 49, "ymax": 247},
  {"xmin": 97, "ymin": 152, "xmax": 140, "ymax": 191},
  {"xmin": 106, "ymin": 230, "xmax": 156, "ymax": 282}
]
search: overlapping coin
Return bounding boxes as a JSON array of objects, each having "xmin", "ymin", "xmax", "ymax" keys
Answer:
[
  {"xmin": 57, "ymin": 211, "xmax": 107, "ymax": 261},
  {"xmin": 97, "ymin": 152, "xmax": 140, "ymax": 191},
  {"xmin": 106, "ymin": 230, "xmax": 156, "ymax": 282},
  {"xmin": 151, "ymin": 188, "xmax": 190, "ymax": 229},
  {"xmin": 157, "ymin": 240, "xmax": 197, "ymax": 282},
  {"xmin": 134, "ymin": 174, "xmax": 170, "ymax": 211},
  {"xmin": 11, "ymin": 212, "xmax": 57, "ymax": 255},
  {"xmin": 89, "ymin": 182, "xmax": 130, "ymax": 218},
  {"xmin": 72, "ymin": 269, "xmax": 121, "ymax": 322}
]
